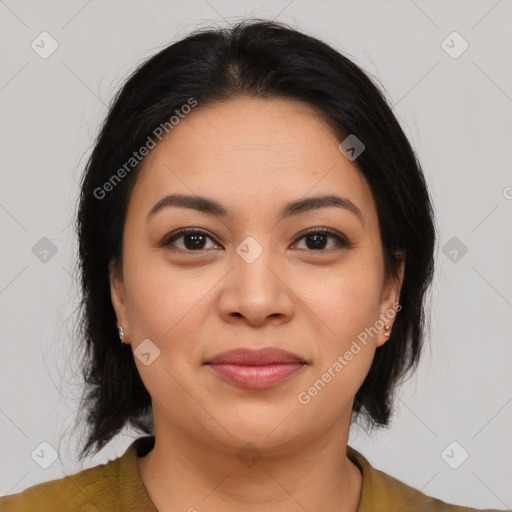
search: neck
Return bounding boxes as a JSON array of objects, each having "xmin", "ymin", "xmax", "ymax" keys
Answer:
[{"xmin": 137, "ymin": 417, "xmax": 362, "ymax": 512}]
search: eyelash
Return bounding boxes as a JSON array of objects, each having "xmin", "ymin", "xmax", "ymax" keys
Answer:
[{"xmin": 160, "ymin": 227, "xmax": 353, "ymax": 253}]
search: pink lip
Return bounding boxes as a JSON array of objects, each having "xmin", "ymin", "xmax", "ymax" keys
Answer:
[{"xmin": 206, "ymin": 348, "xmax": 307, "ymax": 390}]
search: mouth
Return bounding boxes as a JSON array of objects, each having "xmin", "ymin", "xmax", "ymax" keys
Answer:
[{"xmin": 205, "ymin": 347, "xmax": 307, "ymax": 390}]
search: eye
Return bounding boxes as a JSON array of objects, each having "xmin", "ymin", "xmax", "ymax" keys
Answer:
[
  {"xmin": 161, "ymin": 227, "xmax": 353, "ymax": 252},
  {"xmin": 292, "ymin": 227, "xmax": 353, "ymax": 251},
  {"xmin": 161, "ymin": 228, "xmax": 219, "ymax": 251}
]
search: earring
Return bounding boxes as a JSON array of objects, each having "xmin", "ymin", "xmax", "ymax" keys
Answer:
[
  {"xmin": 384, "ymin": 325, "xmax": 391, "ymax": 337},
  {"xmin": 118, "ymin": 326, "xmax": 126, "ymax": 344}
]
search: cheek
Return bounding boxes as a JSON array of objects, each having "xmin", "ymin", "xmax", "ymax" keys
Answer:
[
  {"xmin": 301, "ymin": 255, "xmax": 383, "ymax": 340},
  {"xmin": 122, "ymin": 251, "xmax": 217, "ymax": 342},
  {"xmin": 295, "ymin": 268, "xmax": 381, "ymax": 419},
  {"xmin": 294, "ymin": 252, "xmax": 383, "ymax": 396}
]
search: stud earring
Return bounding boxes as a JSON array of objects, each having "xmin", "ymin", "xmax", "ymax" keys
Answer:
[
  {"xmin": 118, "ymin": 326, "xmax": 126, "ymax": 344},
  {"xmin": 384, "ymin": 325, "xmax": 391, "ymax": 337}
]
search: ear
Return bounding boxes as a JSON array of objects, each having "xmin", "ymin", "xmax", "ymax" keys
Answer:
[
  {"xmin": 376, "ymin": 251, "xmax": 405, "ymax": 348},
  {"xmin": 109, "ymin": 259, "xmax": 130, "ymax": 343}
]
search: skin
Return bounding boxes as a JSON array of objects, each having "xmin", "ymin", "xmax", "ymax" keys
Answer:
[{"xmin": 110, "ymin": 96, "xmax": 405, "ymax": 512}]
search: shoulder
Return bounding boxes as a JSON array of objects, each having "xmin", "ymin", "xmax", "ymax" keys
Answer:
[
  {"xmin": 347, "ymin": 445, "xmax": 506, "ymax": 512},
  {"xmin": 0, "ymin": 451, "xmax": 125, "ymax": 511}
]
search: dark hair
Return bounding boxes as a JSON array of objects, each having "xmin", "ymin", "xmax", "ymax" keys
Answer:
[{"xmin": 74, "ymin": 19, "xmax": 436, "ymax": 462}]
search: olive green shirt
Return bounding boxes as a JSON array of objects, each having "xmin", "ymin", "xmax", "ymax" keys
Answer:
[{"xmin": 0, "ymin": 435, "xmax": 505, "ymax": 511}]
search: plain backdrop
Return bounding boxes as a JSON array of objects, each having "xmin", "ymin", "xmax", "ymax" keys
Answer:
[{"xmin": 1, "ymin": 0, "xmax": 511, "ymax": 509}]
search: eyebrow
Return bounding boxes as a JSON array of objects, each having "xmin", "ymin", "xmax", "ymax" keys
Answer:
[{"xmin": 146, "ymin": 193, "xmax": 364, "ymax": 225}]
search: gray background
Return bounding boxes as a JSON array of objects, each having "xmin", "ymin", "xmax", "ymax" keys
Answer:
[{"xmin": 1, "ymin": 0, "xmax": 511, "ymax": 509}]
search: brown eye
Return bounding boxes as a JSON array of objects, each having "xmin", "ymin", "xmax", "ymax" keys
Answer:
[
  {"xmin": 161, "ymin": 227, "xmax": 353, "ymax": 253},
  {"xmin": 161, "ymin": 229, "xmax": 219, "ymax": 251},
  {"xmin": 293, "ymin": 228, "xmax": 352, "ymax": 251}
]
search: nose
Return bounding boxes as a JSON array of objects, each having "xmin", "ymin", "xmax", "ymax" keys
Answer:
[{"xmin": 217, "ymin": 241, "xmax": 295, "ymax": 327}]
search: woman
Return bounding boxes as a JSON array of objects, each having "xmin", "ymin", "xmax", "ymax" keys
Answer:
[{"xmin": 0, "ymin": 19, "xmax": 504, "ymax": 512}]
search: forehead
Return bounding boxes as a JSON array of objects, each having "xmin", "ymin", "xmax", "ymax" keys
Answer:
[{"xmin": 128, "ymin": 96, "xmax": 376, "ymax": 226}]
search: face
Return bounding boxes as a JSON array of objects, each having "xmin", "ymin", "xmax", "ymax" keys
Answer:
[{"xmin": 110, "ymin": 96, "xmax": 404, "ymax": 454}]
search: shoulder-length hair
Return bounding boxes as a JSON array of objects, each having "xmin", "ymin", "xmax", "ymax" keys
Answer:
[{"xmin": 74, "ymin": 19, "xmax": 436, "ymax": 462}]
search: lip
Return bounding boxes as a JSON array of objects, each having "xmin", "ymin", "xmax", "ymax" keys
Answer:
[
  {"xmin": 205, "ymin": 348, "xmax": 307, "ymax": 390},
  {"xmin": 207, "ymin": 347, "xmax": 306, "ymax": 366}
]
